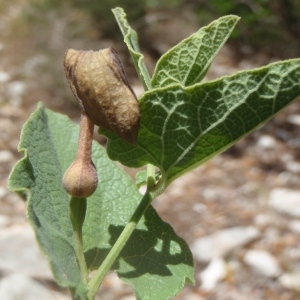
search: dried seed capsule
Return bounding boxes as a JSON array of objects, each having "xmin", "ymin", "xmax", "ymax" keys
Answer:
[{"xmin": 64, "ymin": 47, "xmax": 140, "ymax": 145}]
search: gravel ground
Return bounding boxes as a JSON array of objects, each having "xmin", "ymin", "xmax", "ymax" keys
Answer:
[{"xmin": 1, "ymin": 2, "xmax": 300, "ymax": 299}]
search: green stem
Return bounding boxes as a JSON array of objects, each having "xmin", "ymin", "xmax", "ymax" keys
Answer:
[
  {"xmin": 147, "ymin": 164, "xmax": 156, "ymax": 188},
  {"xmin": 70, "ymin": 197, "xmax": 89, "ymax": 284},
  {"xmin": 87, "ymin": 190, "xmax": 153, "ymax": 299}
]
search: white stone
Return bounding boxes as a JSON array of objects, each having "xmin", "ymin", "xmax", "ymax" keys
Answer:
[
  {"xmin": 7, "ymin": 81, "xmax": 27, "ymax": 97},
  {"xmin": 289, "ymin": 220, "xmax": 300, "ymax": 234},
  {"xmin": 286, "ymin": 161, "xmax": 300, "ymax": 174},
  {"xmin": 191, "ymin": 226, "xmax": 260, "ymax": 262},
  {"xmin": 0, "ymin": 71, "xmax": 10, "ymax": 83},
  {"xmin": 287, "ymin": 114, "xmax": 300, "ymax": 126},
  {"xmin": 7, "ymin": 81, "xmax": 27, "ymax": 105},
  {"xmin": 0, "ymin": 150, "xmax": 14, "ymax": 163},
  {"xmin": 254, "ymin": 213, "xmax": 272, "ymax": 228},
  {"xmin": 0, "ymin": 215, "xmax": 11, "ymax": 227},
  {"xmin": 269, "ymin": 188, "xmax": 300, "ymax": 217},
  {"xmin": 199, "ymin": 257, "xmax": 227, "ymax": 291},
  {"xmin": 0, "ymin": 225, "xmax": 53, "ymax": 279},
  {"xmin": 243, "ymin": 249, "xmax": 282, "ymax": 278},
  {"xmin": 0, "ymin": 274, "xmax": 68, "ymax": 300},
  {"xmin": 256, "ymin": 135, "xmax": 277, "ymax": 150},
  {"xmin": 279, "ymin": 273, "xmax": 300, "ymax": 291},
  {"xmin": 0, "ymin": 187, "xmax": 7, "ymax": 198}
]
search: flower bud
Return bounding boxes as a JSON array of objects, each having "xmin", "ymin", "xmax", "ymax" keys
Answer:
[
  {"xmin": 62, "ymin": 111, "xmax": 98, "ymax": 198},
  {"xmin": 63, "ymin": 158, "xmax": 98, "ymax": 198},
  {"xmin": 64, "ymin": 47, "xmax": 140, "ymax": 145}
]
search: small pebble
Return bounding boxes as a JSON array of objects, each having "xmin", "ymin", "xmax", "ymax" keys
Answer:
[
  {"xmin": 199, "ymin": 257, "xmax": 228, "ymax": 291},
  {"xmin": 0, "ymin": 187, "xmax": 7, "ymax": 198},
  {"xmin": 256, "ymin": 135, "xmax": 277, "ymax": 150},
  {"xmin": 289, "ymin": 220, "xmax": 300, "ymax": 234},
  {"xmin": 0, "ymin": 274, "xmax": 68, "ymax": 300},
  {"xmin": 0, "ymin": 215, "xmax": 11, "ymax": 227},
  {"xmin": 191, "ymin": 226, "xmax": 260, "ymax": 262},
  {"xmin": 279, "ymin": 273, "xmax": 300, "ymax": 291},
  {"xmin": 0, "ymin": 150, "xmax": 14, "ymax": 163},
  {"xmin": 243, "ymin": 249, "xmax": 282, "ymax": 278},
  {"xmin": 254, "ymin": 213, "xmax": 272, "ymax": 228},
  {"xmin": 287, "ymin": 114, "xmax": 300, "ymax": 126},
  {"xmin": 269, "ymin": 188, "xmax": 300, "ymax": 217},
  {"xmin": 285, "ymin": 161, "xmax": 300, "ymax": 174},
  {"xmin": 0, "ymin": 72, "xmax": 10, "ymax": 83},
  {"xmin": 0, "ymin": 225, "xmax": 53, "ymax": 279}
]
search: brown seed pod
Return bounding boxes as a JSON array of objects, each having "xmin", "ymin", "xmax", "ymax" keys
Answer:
[{"xmin": 64, "ymin": 47, "xmax": 140, "ymax": 145}]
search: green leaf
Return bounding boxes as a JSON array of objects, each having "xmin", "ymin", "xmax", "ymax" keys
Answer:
[
  {"xmin": 8, "ymin": 104, "xmax": 88, "ymax": 299},
  {"xmin": 112, "ymin": 7, "xmax": 151, "ymax": 90},
  {"xmin": 8, "ymin": 105, "xmax": 194, "ymax": 300},
  {"xmin": 151, "ymin": 15, "xmax": 240, "ymax": 88},
  {"xmin": 104, "ymin": 59, "xmax": 300, "ymax": 185}
]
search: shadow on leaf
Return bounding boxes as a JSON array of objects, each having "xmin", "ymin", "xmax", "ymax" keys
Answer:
[{"xmin": 85, "ymin": 206, "xmax": 193, "ymax": 278}]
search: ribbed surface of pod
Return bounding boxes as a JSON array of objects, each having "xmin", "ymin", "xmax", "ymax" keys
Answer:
[{"xmin": 64, "ymin": 48, "xmax": 140, "ymax": 145}]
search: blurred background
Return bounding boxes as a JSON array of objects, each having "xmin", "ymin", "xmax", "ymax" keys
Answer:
[{"xmin": 0, "ymin": 0, "xmax": 300, "ymax": 299}]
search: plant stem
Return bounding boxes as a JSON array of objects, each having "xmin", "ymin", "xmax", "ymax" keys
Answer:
[
  {"xmin": 70, "ymin": 197, "xmax": 89, "ymax": 284},
  {"xmin": 76, "ymin": 111, "xmax": 94, "ymax": 163},
  {"xmin": 87, "ymin": 189, "xmax": 153, "ymax": 300},
  {"xmin": 147, "ymin": 164, "xmax": 156, "ymax": 188}
]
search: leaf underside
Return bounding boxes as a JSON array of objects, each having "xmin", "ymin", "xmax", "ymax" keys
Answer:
[
  {"xmin": 8, "ymin": 105, "xmax": 194, "ymax": 300},
  {"xmin": 104, "ymin": 59, "xmax": 300, "ymax": 185},
  {"xmin": 151, "ymin": 15, "xmax": 240, "ymax": 87},
  {"xmin": 104, "ymin": 8, "xmax": 300, "ymax": 189}
]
